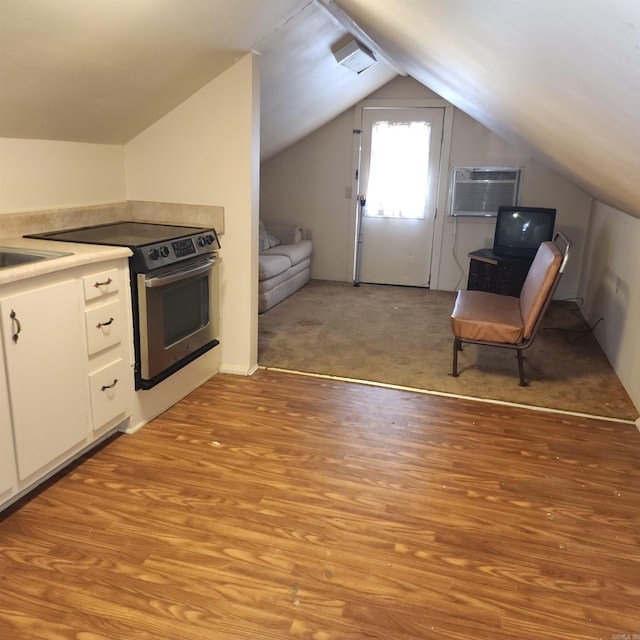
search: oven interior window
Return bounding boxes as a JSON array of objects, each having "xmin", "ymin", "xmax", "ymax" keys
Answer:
[{"xmin": 163, "ymin": 277, "xmax": 210, "ymax": 347}]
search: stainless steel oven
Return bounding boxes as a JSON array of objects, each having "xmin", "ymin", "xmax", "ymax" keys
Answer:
[
  {"xmin": 137, "ymin": 254, "xmax": 218, "ymax": 385},
  {"xmin": 26, "ymin": 221, "xmax": 220, "ymax": 390}
]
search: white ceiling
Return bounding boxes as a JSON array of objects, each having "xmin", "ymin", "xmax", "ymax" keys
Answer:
[
  {"xmin": 0, "ymin": 0, "xmax": 396, "ymax": 159},
  {"xmin": 1, "ymin": 0, "xmax": 639, "ymax": 217},
  {"xmin": 333, "ymin": 0, "xmax": 640, "ymax": 218}
]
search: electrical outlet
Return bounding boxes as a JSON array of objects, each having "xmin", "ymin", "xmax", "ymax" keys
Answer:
[{"xmin": 615, "ymin": 276, "xmax": 622, "ymax": 293}]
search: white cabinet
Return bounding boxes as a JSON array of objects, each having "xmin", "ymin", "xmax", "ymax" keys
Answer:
[
  {"xmin": 0, "ymin": 256, "xmax": 134, "ymax": 510},
  {"xmin": 88, "ymin": 359, "xmax": 130, "ymax": 429},
  {"xmin": 85, "ymin": 299, "xmax": 123, "ymax": 355},
  {"xmin": 0, "ymin": 278, "xmax": 90, "ymax": 481},
  {"xmin": 82, "ymin": 265, "xmax": 133, "ymax": 433},
  {"xmin": 0, "ymin": 339, "xmax": 17, "ymax": 498}
]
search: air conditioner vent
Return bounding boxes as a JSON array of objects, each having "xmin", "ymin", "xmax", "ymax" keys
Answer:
[
  {"xmin": 449, "ymin": 166, "xmax": 522, "ymax": 217},
  {"xmin": 470, "ymin": 169, "xmax": 519, "ymax": 181}
]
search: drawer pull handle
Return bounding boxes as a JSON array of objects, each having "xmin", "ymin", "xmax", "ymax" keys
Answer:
[
  {"xmin": 101, "ymin": 379, "xmax": 118, "ymax": 391},
  {"xmin": 94, "ymin": 278, "xmax": 113, "ymax": 288},
  {"xmin": 96, "ymin": 317, "xmax": 114, "ymax": 329},
  {"xmin": 9, "ymin": 309, "xmax": 21, "ymax": 343}
]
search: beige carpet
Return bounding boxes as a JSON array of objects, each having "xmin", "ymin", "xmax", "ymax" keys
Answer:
[{"xmin": 258, "ymin": 280, "xmax": 638, "ymax": 421}]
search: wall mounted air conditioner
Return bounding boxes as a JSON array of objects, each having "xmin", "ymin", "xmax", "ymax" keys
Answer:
[{"xmin": 449, "ymin": 166, "xmax": 522, "ymax": 217}]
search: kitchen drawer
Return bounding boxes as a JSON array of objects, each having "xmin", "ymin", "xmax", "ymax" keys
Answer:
[
  {"xmin": 88, "ymin": 359, "xmax": 130, "ymax": 430},
  {"xmin": 83, "ymin": 268, "xmax": 120, "ymax": 301},
  {"xmin": 85, "ymin": 300, "xmax": 123, "ymax": 355}
]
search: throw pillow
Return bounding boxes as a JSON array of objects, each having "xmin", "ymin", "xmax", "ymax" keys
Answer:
[{"xmin": 259, "ymin": 221, "xmax": 280, "ymax": 251}]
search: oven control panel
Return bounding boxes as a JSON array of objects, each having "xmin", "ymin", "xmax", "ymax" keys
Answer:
[
  {"xmin": 139, "ymin": 230, "xmax": 220, "ymax": 272},
  {"xmin": 172, "ymin": 237, "xmax": 197, "ymax": 258}
]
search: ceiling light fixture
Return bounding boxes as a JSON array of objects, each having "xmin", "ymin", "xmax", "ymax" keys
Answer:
[{"xmin": 332, "ymin": 37, "xmax": 377, "ymax": 74}]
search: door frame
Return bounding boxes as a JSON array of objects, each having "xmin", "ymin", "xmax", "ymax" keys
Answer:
[{"xmin": 349, "ymin": 99, "xmax": 454, "ymax": 289}]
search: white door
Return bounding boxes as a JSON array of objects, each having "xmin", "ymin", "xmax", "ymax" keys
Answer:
[{"xmin": 356, "ymin": 107, "xmax": 444, "ymax": 287}]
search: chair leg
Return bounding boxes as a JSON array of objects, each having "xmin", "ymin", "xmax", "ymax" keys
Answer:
[
  {"xmin": 516, "ymin": 350, "xmax": 527, "ymax": 386},
  {"xmin": 452, "ymin": 338, "xmax": 460, "ymax": 377}
]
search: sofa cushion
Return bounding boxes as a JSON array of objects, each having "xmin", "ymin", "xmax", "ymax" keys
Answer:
[
  {"xmin": 259, "ymin": 258, "xmax": 311, "ymax": 293},
  {"xmin": 259, "ymin": 220, "xmax": 280, "ymax": 252},
  {"xmin": 265, "ymin": 224, "xmax": 304, "ymax": 245},
  {"xmin": 261, "ymin": 239, "xmax": 312, "ymax": 266},
  {"xmin": 259, "ymin": 267, "xmax": 311, "ymax": 314},
  {"xmin": 258, "ymin": 254, "xmax": 291, "ymax": 280}
]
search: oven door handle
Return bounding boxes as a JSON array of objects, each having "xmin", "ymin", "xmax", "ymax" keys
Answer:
[{"xmin": 144, "ymin": 259, "xmax": 215, "ymax": 288}]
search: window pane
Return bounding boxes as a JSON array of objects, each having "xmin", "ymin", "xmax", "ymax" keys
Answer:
[{"xmin": 364, "ymin": 120, "xmax": 431, "ymax": 219}]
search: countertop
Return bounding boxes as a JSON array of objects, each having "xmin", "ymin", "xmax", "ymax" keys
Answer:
[{"xmin": 0, "ymin": 236, "xmax": 132, "ymax": 286}]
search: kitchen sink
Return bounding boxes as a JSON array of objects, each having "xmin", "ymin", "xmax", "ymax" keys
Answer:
[{"xmin": 0, "ymin": 246, "xmax": 71, "ymax": 269}]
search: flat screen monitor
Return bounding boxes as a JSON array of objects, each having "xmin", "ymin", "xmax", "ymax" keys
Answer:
[{"xmin": 493, "ymin": 206, "xmax": 556, "ymax": 259}]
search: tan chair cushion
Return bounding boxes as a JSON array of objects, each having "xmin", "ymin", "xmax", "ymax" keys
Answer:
[
  {"xmin": 451, "ymin": 290, "xmax": 524, "ymax": 343},
  {"xmin": 451, "ymin": 240, "xmax": 563, "ymax": 345},
  {"xmin": 520, "ymin": 241, "xmax": 562, "ymax": 338}
]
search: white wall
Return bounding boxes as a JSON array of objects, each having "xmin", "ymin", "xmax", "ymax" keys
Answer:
[
  {"xmin": 260, "ymin": 77, "xmax": 444, "ymax": 282},
  {"xmin": 125, "ymin": 54, "xmax": 260, "ymax": 375},
  {"xmin": 260, "ymin": 108, "xmax": 355, "ymax": 281},
  {"xmin": 438, "ymin": 109, "xmax": 592, "ymax": 299},
  {"xmin": 0, "ymin": 56, "xmax": 260, "ymax": 378},
  {"xmin": 580, "ymin": 201, "xmax": 640, "ymax": 413},
  {"xmin": 260, "ymin": 76, "xmax": 592, "ymax": 300},
  {"xmin": 0, "ymin": 138, "xmax": 125, "ymax": 214}
]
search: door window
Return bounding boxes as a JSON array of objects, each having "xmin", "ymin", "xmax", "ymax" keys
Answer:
[{"xmin": 365, "ymin": 120, "xmax": 431, "ymax": 219}]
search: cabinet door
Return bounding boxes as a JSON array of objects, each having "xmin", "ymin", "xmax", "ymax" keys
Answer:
[
  {"xmin": 0, "ymin": 340, "xmax": 17, "ymax": 496},
  {"xmin": 1, "ymin": 279, "xmax": 90, "ymax": 481}
]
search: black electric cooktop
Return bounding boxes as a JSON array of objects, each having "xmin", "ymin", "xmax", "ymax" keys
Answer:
[{"xmin": 26, "ymin": 221, "xmax": 211, "ymax": 247}]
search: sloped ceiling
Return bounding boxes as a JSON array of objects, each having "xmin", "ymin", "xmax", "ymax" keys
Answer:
[
  {"xmin": 0, "ymin": 0, "xmax": 396, "ymax": 159},
  {"xmin": 257, "ymin": 1, "xmax": 397, "ymax": 159},
  {"xmin": 331, "ymin": 0, "xmax": 640, "ymax": 218},
  {"xmin": 0, "ymin": 0, "xmax": 304, "ymax": 143},
  {"xmin": 1, "ymin": 0, "xmax": 639, "ymax": 217}
]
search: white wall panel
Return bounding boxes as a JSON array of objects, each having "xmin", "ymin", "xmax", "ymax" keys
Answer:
[
  {"xmin": 580, "ymin": 201, "xmax": 640, "ymax": 413},
  {"xmin": 125, "ymin": 54, "xmax": 260, "ymax": 376},
  {"xmin": 0, "ymin": 139, "xmax": 125, "ymax": 214}
]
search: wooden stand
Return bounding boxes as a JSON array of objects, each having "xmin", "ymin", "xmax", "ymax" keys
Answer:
[{"xmin": 467, "ymin": 249, "xmax": 533, "ymax": 297}]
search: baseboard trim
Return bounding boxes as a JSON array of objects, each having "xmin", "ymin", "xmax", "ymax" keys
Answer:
[
  {"xmin": 259, "ymin": 366, "xmax": 639, "ymax": 426},
  {"xmin": 220, "ymin": 363, "xmax": 259, "ymax": 376}
]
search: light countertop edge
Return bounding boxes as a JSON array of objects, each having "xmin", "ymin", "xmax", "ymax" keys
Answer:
[{"xmin": 0, "ymin": 237, "xmax": 132, "ymax": 286}]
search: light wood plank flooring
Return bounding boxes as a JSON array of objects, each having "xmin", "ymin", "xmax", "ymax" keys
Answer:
[{"xmin": 1, "ymin": 368, "xmax": 639, "ymax": 639}]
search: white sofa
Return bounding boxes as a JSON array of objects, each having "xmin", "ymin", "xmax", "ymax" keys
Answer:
[{"xmin": 259, "ymin": 221, "xmax": 312, "ymax": 313}]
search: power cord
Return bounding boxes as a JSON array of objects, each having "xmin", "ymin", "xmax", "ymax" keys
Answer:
[
  {"xmin": 563, "ymin": 317, "xmax": 604, "ymax": 344},
  {"xmin": 544, "ymin": 297, "xmax": 603, "ymax": 343},
  {"xmin": 452, "ymin": 217, "xmax": 465, "ymax": 290}
]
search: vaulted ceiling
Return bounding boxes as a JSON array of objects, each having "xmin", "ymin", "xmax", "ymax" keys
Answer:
[
  {"xmin": 0, "ymin": 0, "xmax": 396, "ymax": 159},
  {"xmin": 1, "ymin": 0, "xmax": 639, "ymax": 217}
]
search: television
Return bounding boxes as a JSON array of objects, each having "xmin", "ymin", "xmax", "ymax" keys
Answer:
[{"xmin": 492, "ymin": 206, "xmax": 556, "ymax": 259}]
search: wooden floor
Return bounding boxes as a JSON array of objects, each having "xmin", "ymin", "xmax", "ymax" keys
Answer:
[{"xmin": 1, "ymin": 369, "xmax": 639, "ymax": 640}]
